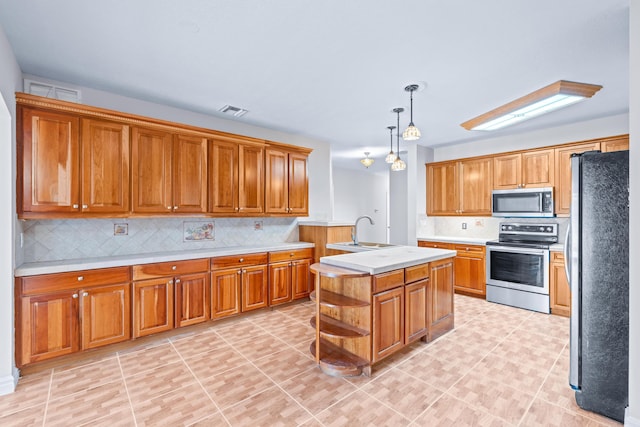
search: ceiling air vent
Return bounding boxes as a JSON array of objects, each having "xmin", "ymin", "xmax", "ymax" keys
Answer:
[
  {"xmin": 218, "ymin": 104, "xmax": 248, "ymax": 117},
  {"xmin": 24, "ymin": 79, "xmax": 81, "ymax": 103}
]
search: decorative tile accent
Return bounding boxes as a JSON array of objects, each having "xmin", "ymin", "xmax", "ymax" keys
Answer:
[{"xmin": 22, "ymin": 217, "xmax": 299, "ymax": 262}]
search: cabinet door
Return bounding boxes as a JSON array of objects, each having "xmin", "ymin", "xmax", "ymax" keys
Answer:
[
  {"xmin": 131, "ymin": 127, "xmax": 173, "ymax": 213},
  {"xmin": 265, "ymin": 148, "xmax": 289, "ymax": 214},
  {"xmin": 211, "ymin": 269, "xmax": 241, "ymax": 319},
  {"xmin": 287, "ymin": 152, "xmax": 308, "ymax": 215},
  {"xmin": 173, "ymin": 134, "xmax": 208, "ymax": 213},
  {"xmin": 600, "ymin": 135, "xmax": 629, "ymax": 152},
  {"xmin": 459, "ymin": 157, "xmax": 492, "ymax": 215},
  {"xmin": 554, "ymin": 142, "xmax": 600, "ymax": 216},
  {"xmin": 453, "ymin": 245, "xmax": 486, "ymax": 297},
  {"xmin": 81, "ymin": 284, "xmax": 131, "ymax": 349},
  {"xmin": 175, "ymin": 272, "xmax": 210, "ymax": 327},
  {"xmin": 405, "ymin": 279, "xmax": 428, "ymax": 344},
  {"xmin": 269, "ymin": 261, "xmax": 292, "ymax": 305},
  {"xmin": 427, "ymin": 258, "xmax": 454, "ymax": 342},
  {"xmin": 521, "ymin": 149, "xmax": 554, "ymax": 188},
  {"xmin": 241, "ymin": 265, "xmax": 268, "ymax": 312},
  {"xmin": 493, "ymin": 153, "xmax": 521, "ymax": 189},
  {"xmin": 550, "ymin": 253, "xmax": 571, "ymax": 317},
  {"xmin": 209, "ymin": 140, "xmax": 238, "ymax": 213},
  {"xmin": 372, "ymin": 287, "xmax": 404, "ymax": 362},
  {"xmin": 133, "ymin": 278, "xmax": 174, "ymax": 337},
  {"xmin": 238, "ymin": 144, "xmax": 264, "ymax": 213},
  {"xmin": 81, "ymin": 119, "xmax": 130, "ymax": 213},
  {"xmin": 20, "ymin": 291, "xmax": 80, "ymax": 365},
  {"xmin": 291, "ymin": 258, "xmax": 311, "ymax": 300},
  {"xmin": 426, "ymin": 162, "xmax": 459, "ymax": 215},
  {"xmin": 21, "ymin": 108, "xmax": 80, "ymax": 213}
]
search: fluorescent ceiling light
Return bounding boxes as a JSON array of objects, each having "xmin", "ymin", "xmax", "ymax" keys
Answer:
[{"xmin": 461, "ymin": 80, "xmax": 602, "ymax": 131}]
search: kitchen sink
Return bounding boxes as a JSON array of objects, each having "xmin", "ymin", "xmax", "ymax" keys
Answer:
[{"xmin": 336, "ymin": 241, "xmax": 396, "ymax": 249}]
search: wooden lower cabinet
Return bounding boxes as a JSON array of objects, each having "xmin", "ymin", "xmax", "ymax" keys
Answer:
[
  {"xmin": 291, "ymin": 259, "xmax": 312, "ymax": 299},
  {"xmin": 211, "ymin": 253, "xmax": 269, "ymax": 318},
  {"xmin": 269, "ymin": 261, "xmax": 292, "ymax": 306},
  {"xmin": 16, "ymin": 267, "xmax": 131, "ymax": 366},
  {"xmin": 550, "ymin": 251, "xmax": 571, "ymax": 317},
  {"xmin": 175, "ymin": 272, "xmax": 210, "ymax": 328},
  {"xmin": 452, "ymin": 244, "xmax": 486, "ymax": 297},
  {"xmin": 427, "ymin": 258, "xmax": 455, "ymax": 341},
  {"xmin": 133, "ymin": 278, "xmax": 174, "ymax": 337},
  {"xmin": 211, "ymin": 268, "xmax": 241, "ymax": 319},
  {"xmin": 405, "ymin": 279, "xmax": 428, "ymax": 344},
  {"xmin": 241, "ymin": 265, "xmax": 269, "ymax": 312},
  {"xmin": 268, "ymin": 248, "xmax": 314, "ymax": 306},
  {"xmin": 372, "ymin": 287, "xmax": 404, "ymax": 362}
]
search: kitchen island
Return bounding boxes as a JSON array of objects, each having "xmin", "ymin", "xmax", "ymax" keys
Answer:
[{"xmin": 310, "ymin": 246, "xmax": 456, "ymax": 377}]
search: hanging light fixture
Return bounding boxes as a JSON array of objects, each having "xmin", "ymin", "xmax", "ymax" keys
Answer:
[
  {"xmin": 402, "ymin": 84, "xmax": 421, "ymax": 141},
  {"xmin": 384, "ymin": 126, "xmax": 397, "ymax": 163},
  {"xmin": 360, "ymin": 152, "xmax": 375, "ymax": 168},
  {"xmin": 391, "ymin": 108, "xmax": 406, "ymax": 171}
]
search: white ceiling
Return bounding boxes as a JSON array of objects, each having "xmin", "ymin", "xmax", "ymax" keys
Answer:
[{"xmin": 0, "ymin": 0, "xmax": 630, "ymax": 172}]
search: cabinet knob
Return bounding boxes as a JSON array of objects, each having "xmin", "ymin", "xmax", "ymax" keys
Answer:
[
  {"xmin": 237, "ymin": 270, "xmax": 242, "ymax": 275},
  {"xmin": 290, "ymin": 253, "xmax": 294, "ymax": 257},
  {"xmin": 73, "ymin": 204, "xmax": 79, "ymax": 209},
  {"xmin": 235, "ymin": 207, "xmax": 239, "ymax": 212},
  {"xmin": 82, "ymin": 292, "xmax": 88, "ymax": 297},
  {"xmin": 72, "ymin": 293, "xmax": 78, "ymax": 298},
  {"xmin": 465, "ymin": 247, "xmax": 470, "ymax": 251},
  {"xmin": 167, "ymin": 206, "xmax": 172, "ymax": 210},
  {"xmin": 172, "ymin": 265, "xmax": 177, "ymax": 270},
  {"xmin": 242, "ymin": 269, "xmax": 247, "ymax": 274},
  {"xmin": 239, "ymin": 258, "xmax": 244, "ymax": 263},
  {"xmin": 174, "ymin": 206, "xmax": 178, "ymax": 210},
  {"xmin": 82, "ymin": 204, "xmax": 88, "ymax": 209},
  {"xmin": 175, "ymin": 279, "xmax": 181, "ymax": 284},
  {"xmin": 167, "ymin": 279, "xmax": 173, "ymax": 285},
  {"xmin": 77, "ymin": 276, "xmax": 84, "ymax": 281},
  {"xmin": 238, "ymin": 207, "xmax": 243, "ymax": 211}
]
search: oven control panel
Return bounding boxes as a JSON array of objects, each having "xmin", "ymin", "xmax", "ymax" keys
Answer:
[{"xmin": 497, "ymin": 222, "xmax": 559, "ymax": 244}]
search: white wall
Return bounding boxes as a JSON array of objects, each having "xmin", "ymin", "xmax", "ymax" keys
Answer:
[
  {"xmin": 433, "ymin": 113, "xmax": 629, "ymax": 162},
  {"xmin": 23, "ymin": 74, "xmax": 333, "ymax": 222},
  {"xmin": 0, "ymin": 24, "xmax": 22, "ymax": 395},
  {"xmin": 627, "ymin": 2, "xmax": 639, "ymax": 425},
  {"xmin": 332, "ymin": 168, "xmax": 388, "ymax": 243},
  {"xmin": 389, "ymin": 166, "xmax": 408, "ymax": 245}
]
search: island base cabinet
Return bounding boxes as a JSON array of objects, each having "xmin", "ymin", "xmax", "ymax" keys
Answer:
[
  {"xmin": 405, "ymin": 279, "xmax": 428, "ymax": 344},
  {"xmin": 19, "ymin": 291, "xmax": 80, "ymax": 365},
  {"xmin": 175, "ymin": 273, "xmax": 210, "ymax": 328},
  {"xmin": 427, "ymin": 258, "xmax": 455, "ymax": 342},
  {"xmin": 82, "ymin": 284, "xmax": 131, "ymax": 350},
  {"xmin": 133, "ymin": 279, "xmax": 174, "ymax": 338},
  {"xmin": 372, "ymin": 287, "xmax": 404, "ymax": 363}
]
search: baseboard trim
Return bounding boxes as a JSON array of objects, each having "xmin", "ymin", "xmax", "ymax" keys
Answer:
[
  {"xmin": 626, "ymin": 407, "xmax": 640, "ymax": 427},
  {"xmin": 0, "ymin": 368, "xmax": 19, "ymax": 396}
]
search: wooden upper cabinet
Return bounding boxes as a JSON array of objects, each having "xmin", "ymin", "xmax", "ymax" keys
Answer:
[
  {"xmin": 426, "ymin": 162, "xmax": 458, "ymax": 215},
  {"xmin": 81, "ymin": 119, "xmax": 130, "ymax": 213},
  {"xmin": 554, "ymin": 142, "xmax": 600, "ymax": 216},
  {"xmin": 172, "ymin": 134, "xmax": 208, "ymax": 213},
  {"xmin": 132, "ymin": 127, "xmax": 173, "ymax": 213},
  {"xmin": 238, "ymin": 143, "xmax": 264, "ymax": 213},
  {"xmin": 600, "ymin": 135, "xmax": 629, "ymax": 152},
  {"xmin": 426, "ymin": 158, "xmax": 492, "ymax": 216},
  {"xmin": 265, "ymin": 148, "xmax": 309, "ymax": 215},
  {"xmin": 20, "ymin": 107, "xmax": 80, "ymax": 214},
  {"xmin": 132, "ymin": 128, "xmax": 207, "ymax": 213},
  {"xmin": 459, "ymin": 157, "xmax": 492, "ymax": 215},
  {"xmin": 493, "ymin": 149, "xmax": 554, "ymax": 189}
]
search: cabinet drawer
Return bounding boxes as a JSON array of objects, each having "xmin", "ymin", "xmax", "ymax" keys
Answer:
[
  {"xmin": 551, "ymin": 251, "xmax": 564, "ymax": 263},
  {"xmin": 133, "ymin": 258, "xmax": 210, "ymax": 280},
  {"xmin": 211, "ymin": 252, "xmax": 268, "ymax": 269},
  {"xmin": 418, "ymin": 241, "xmax": 454, "ymax": 250},
  {"xmin": 405, "ymin": 263, "xmax": 429, "ymax": 284},
  {"xmin": 373, "ymin": 269, "xmax": 405, "ymax": 294},
  {"xmin": 21, "ymin": 267, "xmax": 131, "ymax": 295},
  {"xmin": 268, "ymin": 248, "xmax": 313, "ymax": 263},
  {"xmin": 452, "ymin": 244, "xmax": 485, "ymax": 257}
]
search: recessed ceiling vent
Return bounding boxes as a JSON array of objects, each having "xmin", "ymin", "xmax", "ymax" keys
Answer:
[
  {"xmin": 24, "ymin": 79, "xmax": 81, "ymax": 103},
  {"xmin": 219, "ymin": 104, "xmax": 248, "ymax": 117}
]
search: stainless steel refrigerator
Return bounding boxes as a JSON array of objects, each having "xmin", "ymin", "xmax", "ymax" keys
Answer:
[{"xmin": 567, "ymin": 150, "xmax": 629, "ymax": 422}]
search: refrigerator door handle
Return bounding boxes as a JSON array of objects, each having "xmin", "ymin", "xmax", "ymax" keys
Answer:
[
  {"xmin": 569, "ymin": 155, "xmax": 581, "ymax": 391},
  {"xmin": 563, "ymin": 225, "xmax": 571, "ymax": 282}
]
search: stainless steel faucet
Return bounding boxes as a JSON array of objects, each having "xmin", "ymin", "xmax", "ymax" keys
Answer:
[{"xmin": 352, "ymin": 215, "xmax": 375, "ymax": 245}]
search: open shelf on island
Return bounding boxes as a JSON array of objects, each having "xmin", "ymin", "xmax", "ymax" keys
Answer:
[
  {"xmin": 310, "ymin": 339, "xmax": 369, "ymax": 377},
  {"xmin": 310, "ymin": 290, "xmax": 368, "ymax": 308},
  {"xmin": 310, "ymin": 314, "xmax": 369, "ymax": 339}
]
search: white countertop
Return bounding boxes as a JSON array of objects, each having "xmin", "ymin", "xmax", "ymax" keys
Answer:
[
  {"xmin": 550, "ymin": 243, "xmax": 564, "ymax": 251},
  {"xmin": 297, "ymin": 221, "xmax": 353, "ymax": 227},
  {"xmin": 326, "ymin": 242, "xmax": 393, "ymax": 253},
  {"xmin": 320, "ymin": 246, "xmax": 457, "ymax": 275},
  {"xmin": 15, "ymin": 242, "xmax": 314, "ymax": 277},
  {"xmin": 417, "ymin": 235, "xmax": 491, "ymax": 245}
]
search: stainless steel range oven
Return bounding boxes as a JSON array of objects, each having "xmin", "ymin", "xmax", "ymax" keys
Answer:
[{"xmin": 486, "ymin": 222, "xmax": 558, "ymax": 313}]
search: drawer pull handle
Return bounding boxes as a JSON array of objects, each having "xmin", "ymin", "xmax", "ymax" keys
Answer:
[
  {"xmin": 239, "ymin": 258, "xmax": 244, "ymax": 263},
  {"xmin": 290, "ymin": 253, "xmax": 295, "ymax": 257},
  {"xmin": 77, "ymin": 276, "xmax": 84, "ymax": 281},
  {"xmin": 172, "ymin": 266, "xmax": 177, "ymax": 270}
]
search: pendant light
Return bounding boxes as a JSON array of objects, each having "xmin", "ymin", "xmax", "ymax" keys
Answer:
[
  {"xmin": 391, "ymin": 108, "xmax": 407, "ymax": 171},
  {"xmin": 360, "ymin": 152, "xmax": 374, "ymax": 168},
  {"xmin": 384, "ymin": 126, "xmax": 397, "ymax": 163},
  {"xmin": 402, "ymin": 84, "xmax": 421, "ymax": 141}
]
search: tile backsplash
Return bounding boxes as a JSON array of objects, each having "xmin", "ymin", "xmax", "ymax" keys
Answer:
[{"xmin": 22, "ymin": 217, "xmax": 299, "ymax": 263}]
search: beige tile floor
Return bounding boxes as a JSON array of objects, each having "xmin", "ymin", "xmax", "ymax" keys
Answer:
[{"xmin": 0, "ymin": 295, "xmax": 624, "ymax": 427}]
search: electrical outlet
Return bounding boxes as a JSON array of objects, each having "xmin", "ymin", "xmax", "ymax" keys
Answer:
[
  {"xmin": 254, "ymin": 221, "xmax": 263, "ymax": 231},
  {"xmin": 461, "ymin": 222, "xmax": 467, "ymax": 230}
]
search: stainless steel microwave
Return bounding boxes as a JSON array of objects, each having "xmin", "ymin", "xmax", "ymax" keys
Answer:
[{"xmin": 492, "ymin": 187, "xmax": 554, "ymax": 217}]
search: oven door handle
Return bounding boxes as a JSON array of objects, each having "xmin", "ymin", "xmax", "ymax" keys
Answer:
[
  {"xmin": 563, "ymin": 225, "xmax": 571, "ymax": 282},
  {"xmin": 488, "ymin": 245, "xmax": 547, "ymax": 256}
]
